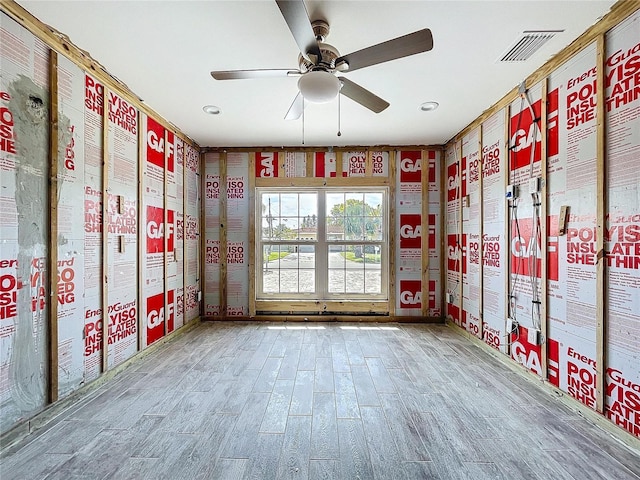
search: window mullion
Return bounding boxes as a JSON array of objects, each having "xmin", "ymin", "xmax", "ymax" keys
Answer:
[{"xmin": 317, "ymin": 190, "xmax": 327, "ymax": 299}]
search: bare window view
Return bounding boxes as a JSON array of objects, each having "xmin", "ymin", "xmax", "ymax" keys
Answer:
[{"xmin": 258, "ymin": 188, "xmax": 386, "ymax": 300}]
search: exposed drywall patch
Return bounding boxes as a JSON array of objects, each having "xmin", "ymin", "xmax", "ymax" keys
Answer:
[{"xmin": 8, "ymin": 74, "xmax": 49, "ymax": 414}]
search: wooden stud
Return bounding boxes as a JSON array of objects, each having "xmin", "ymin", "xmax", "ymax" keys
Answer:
[
  {"xmin": 195, "ymin": 151, "xmax": 204, "ymax": 319},
  {"xmin": 137, "ymin": 111, "xmax": 144, "ymax": 352},
  {"xmin": 504, "ymin": 105, "xmax": 512, "ymax": 355},
  {"xmin": 388, "ymin": 150, "xmax": 396, "ymax": 317},
  {"xmin": 595, "ymin": 34, "xmax": 607, "ymax": 414},
  {"xmin": 477, "ymin": 128, "xmax": 484, "ymax": 340},
  {"xmin": 101, "ymin": 86, "xmax": 110, "ymax": 374},
  {"xmin": 48, "ymin": 49, "xmax": 59, "ymax": 404},
  {"xmin": 365, "ymin": 150, "xmax": 373, "ymax": 177},
  {"xmin": 254, "ymin": 300, "xmax": 389, "ymax": 314},
  {"xmin": 248, "ymin": 153, "xmax": 256, "ymax": 317},
  {"xmin": 335, "ymin": 151, "xmax": 343, "ymax": 179},
  {"xmin": 220, "ymin": 152, "xmax": 228, "ymax": 315},
  {"xmin": 277, "ymin": 151, "xmax": 285, "ymax": 178},
  {"xmin": 163, "ymin": 129, "xmax": 169, "ymax": 337},
  {"xmin": 254, "ymin": 177, "xmax": 390, "ymax": 188},
  {"xmin": 244, "ymin": 314, "xmax": 441, "ymax": 323},
  {"xmin": 306, "ymin": 151, "xmax": 314, "ymax": 178},
  {"xmin": 440, "ymin": 150, "xmax": 446, "ymax": 318},
  {"xmin": 457, "ymin": 141, "xmax": 464, "ymax": 325},
  {"xmin": 540, "ymin": 78, "xmax": 549, "ymax": 380},
  {"xmin": 421, "ymin": 150, "xmax": 429, "ymax": 318},
  {"xmin": 203, "ymin": 145, "xmax": 446, "ymax": 154}
]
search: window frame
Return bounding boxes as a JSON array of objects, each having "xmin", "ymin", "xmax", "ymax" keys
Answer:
[{"xmin": 256, "ymin": 186, "xmax": 389, "ymax": 302}]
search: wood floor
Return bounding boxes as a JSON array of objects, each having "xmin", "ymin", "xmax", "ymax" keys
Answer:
[{"xmin": 1, "ymin": 321, "xmax": 639, "ymax": 479}]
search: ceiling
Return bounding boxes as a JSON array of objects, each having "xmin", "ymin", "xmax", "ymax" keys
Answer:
[{"xmin": 17, "ymin": 0, "xmax": 616, "ymax": 148}]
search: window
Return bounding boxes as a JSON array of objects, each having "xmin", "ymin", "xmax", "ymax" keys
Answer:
[{"xmin": 257, "ymin": 188, "xmax": 388, "ymax": 301}]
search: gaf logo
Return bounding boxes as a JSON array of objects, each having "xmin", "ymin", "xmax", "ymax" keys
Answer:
[
  {"xmin": 146, "ymin": 290, "xmax": 175, "ymax": 345},
  {"xmin": 447, "ymin": 234, "xmax": 459, "ymax": 272},
  {"xmin": 399, "ymin": 151, "xmax": 421, "ymax": 183},
  {"xmin": 509, "ymin": 88, "xmax": 559, "ymax": 172},
  {"xmin": 146, "ymin": 290, "xmax": 173, "ymax": 345},
  {"xmin": 511, "ymin": 334, "xmax": 542, "ymax": 376},
  {"xmin": 399, "ymin": 280, "xmax": 421, "ymax": 308},
  {"xmin": 146, "ymin": 117, "xmax": 174, "ymax": 171},
  {"xmin": 447, "ymin": 162, "xmax": 459, "ymax": 202},
  {"xmin": 399, "ymin": 214, "xmax": 421, "ymax": 249},
  {"xmin": 256, "ymin": 152, "xmax": 278, "ymax": 177},
  {"xmin": 510, "ymin": 216, "xmax": 558, "ymax": 281},
  {"xmin": 146, "ymin": 206, "xmax": 175, "ymax": 254}
]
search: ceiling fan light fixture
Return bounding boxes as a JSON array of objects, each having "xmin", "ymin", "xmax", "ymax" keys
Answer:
[
  {"xmin": 419, "ymin": 101, "xmax": 439, "ymax": 112},
  {"xmin": 203, "ymin": 105, "xmax": 222, "ymax": 115},
  {"xmin": 298, "ymin": 71, "xmax": 341, "ymax": 103}
]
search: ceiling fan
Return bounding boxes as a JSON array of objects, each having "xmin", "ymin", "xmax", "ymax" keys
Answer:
[{"xmin": 210, "ymin": 0, "xmax": 433, "ymax": 120}]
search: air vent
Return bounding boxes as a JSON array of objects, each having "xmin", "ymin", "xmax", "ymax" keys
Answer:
[{"xmin": 499, "ymin": 30, "xmax": 563, "ymax": 62}]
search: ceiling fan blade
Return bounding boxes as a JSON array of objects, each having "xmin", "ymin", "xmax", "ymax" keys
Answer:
[
  {"xmin": 336, "ymin": 29, "xmax": 433, "ymax": 73},
  {"xmin": 285, "ymin": 92, "xmax": 305, "ymax": 120},
  {"xmin": 275, "ymin": 0, "xmax": 321, "ymax": 62},
  {"xmin": 211, "ymin": 69, "xmax": 300, "ymax": 80},
  {"xmin": 339, "ymin": 77, "xmax": 389, "ymax": 113}
]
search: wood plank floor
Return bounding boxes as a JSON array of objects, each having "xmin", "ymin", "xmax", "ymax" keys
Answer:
[{"xmin": 1, "ymin": 322, "xmax": 639, "ymax": 479}]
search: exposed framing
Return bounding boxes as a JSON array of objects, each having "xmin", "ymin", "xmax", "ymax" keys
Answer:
[
  {"xmin": 365, "ymin": 150, "xmax": 374, "ymax": 177},
  {"xmin": 163, "ymin": 129, "xmax": 169, "ymax": 337},
  {"xmin": 100, "ymin": 85, "xmax": 109, "ymax": 373},
  {"xmin": 457, "ymin": 140, "xmax": 464, "ymax": 327},
  {"xmin": 248, "ymin": 154, "xmax": 257, "ymax": 317},
  {"xmin": 440, "ymin": 150, "xmax": 446, "ymax": 315},
  {"xmin": 246, "ymin": 147, "xmax": 436, "ymax": 318},
  {"xmin": 254, "ymin": 176, "xmax": 391, "ymax": 188},
  {"xmin": 137, "ymin": 112, "xmax": 144, "ymax": 351},
  {"xmin": 504, "ymin": 105, "xmax": 512, "ymax": 355},
  {"xmin": 595, "ymin": 34, "xmax": 607, "ymax": 414},
  {"xmin": 335, "ymin": 151, "xmax": 343, "ymax": 179},
  {"xmin": 477, "ymin": 127, "xmax": 484, "ymax": 340},
  {"xmin": 540, "ymin": 78, "xmax": 549, "ymax": 379},
  {"xmin": 421, "ymin": 150, "xmax": 430, "ymax": 318},
  {"xmin": 47, "ymin": 49, "xmax": 59, "ymax": 403},
  {"xmin": 388, "ymin": 150, "xmax": 396, "ymax": 317},
  {"xmin": 197, "ymin": 150, "xmax": 205, "ymax": 318},
  {"xmin": 254, "ymin": 185, "xmax": 389, "ymax": 303}
]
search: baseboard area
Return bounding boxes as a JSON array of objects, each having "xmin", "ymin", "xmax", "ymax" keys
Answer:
[
  {"xmin": 0, "ymin": 317, "xmax": 202, "ymax": 454},
  {"xmin": 202, "ymin": 315, "xmax": 445, "ymax": 323},
  {"xmin": 445, "ymin": 320, "xmax": 640, "ymax": 455}
]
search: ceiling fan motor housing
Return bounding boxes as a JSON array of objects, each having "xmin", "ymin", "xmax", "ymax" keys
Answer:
[{"xmin": 299, "ymin": 41, "xmax": 341, "ymax": 73}]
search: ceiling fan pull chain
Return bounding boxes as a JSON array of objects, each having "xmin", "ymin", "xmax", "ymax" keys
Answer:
[
  {"xmin": 302, "ymin": 98, "xmax": 305, "ymax": 145},
  {"xmin": 337, "ymin": 92, "xmax": 342, "ymax": 137}
]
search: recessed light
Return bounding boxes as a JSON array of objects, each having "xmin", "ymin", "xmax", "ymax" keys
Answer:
[
  {"xmin": 203, "ymin": 105, "xmax": 221, "ymax": 115},
  {"xmin": 420, "ymin": 101, "xmax": 439, "ymax": 112}
]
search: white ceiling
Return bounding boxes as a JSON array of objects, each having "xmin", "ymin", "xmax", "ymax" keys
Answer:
[{"xmin": 17, "ymin": 0, "xmax": 615, "ymax": 148}]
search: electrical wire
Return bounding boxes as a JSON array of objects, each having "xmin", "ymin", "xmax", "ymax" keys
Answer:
[
  {"xmin": 508, "ymin": 96, "xmax": 526, "ymax": 333},
  {"xmin": 507, "ymin": 89, "xmax": 544, "ymax": 345},
  {"xmin": 522, "ymin": 90, "xmax": 543, "ymax": 333}
]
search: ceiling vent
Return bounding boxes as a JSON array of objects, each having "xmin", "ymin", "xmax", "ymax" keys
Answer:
[{"xmin": 499, "ymin": 30, "xmax": 563, "ymax": 62}]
